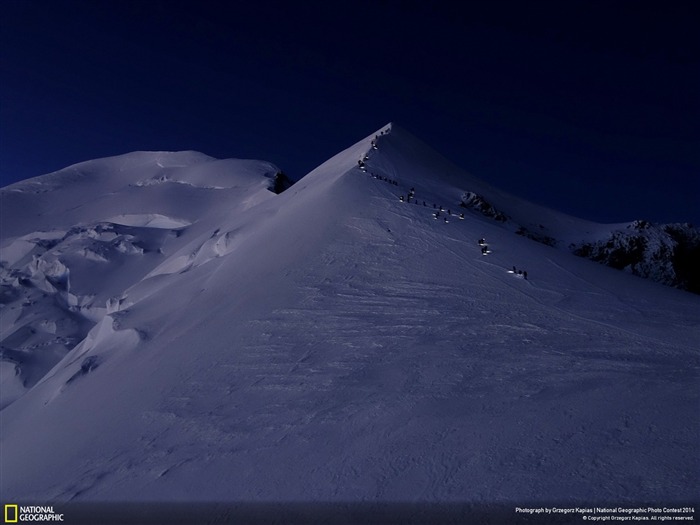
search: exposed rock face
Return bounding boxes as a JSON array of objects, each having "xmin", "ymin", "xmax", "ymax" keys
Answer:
[
  {"xmin": 570, "ymin": 221, "xmax": 700, "ymax": 294},
  {"xmin": 459, "ymin": 188, "xmax": 700, "ymax": 294},
  {"xmin": 270, "ymin": 171, "xmax": 295, "ymax": 194},
  {"xmin": 515, "ymin": 225, "xmax": 558, "ymax": 247},
  {"xmin": 460, "ymin": 191, "xmax": 508, "ymax": 222}
]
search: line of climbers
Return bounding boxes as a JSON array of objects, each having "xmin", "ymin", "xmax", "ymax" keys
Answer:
[
  {"xmin": 372, "ymin": 173, "xmax": 398, "ymax": 186},
  {"xmin": 401, "ymin": 188, "xmax": 466, "ymax": 223},
  {"xmin": 360, "ymin": 135, "xmax": 398, "ymax": 186},
  {"xmin": 358, "ymin": 135, "xmax": 530, "ymax": 280},
  {"xmin": 361, "ymin": 142, "xmax": 467, "ymax": 225}
]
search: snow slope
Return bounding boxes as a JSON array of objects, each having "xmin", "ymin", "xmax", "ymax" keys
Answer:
[{"xmin": 1, "ymin": 125, "xmax": 698, "ymax": 508}]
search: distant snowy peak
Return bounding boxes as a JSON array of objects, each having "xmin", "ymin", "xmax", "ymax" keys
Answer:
[
  {"xmin": 3, "ymin": 151, "xmax": 215, "ymax": 192},
  {"xmin": 0, "ymin": 151, "xmax": 283, "ymax": 238},
  {"xmin": 3, "ymin": 150, "xmax": 284, "ymax": 194}
]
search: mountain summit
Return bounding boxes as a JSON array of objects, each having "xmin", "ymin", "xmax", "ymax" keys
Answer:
[{"xmin": 1, "ymin": 125, "xmax": 698, "ymax": 507}]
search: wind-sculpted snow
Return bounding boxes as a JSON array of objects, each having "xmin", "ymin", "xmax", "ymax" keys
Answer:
[
  {"xmin": 0, "ymin": 153, "xmax": 280, "ymax": 409},
  {"xmin": 1, "ymin": 124, "xmax": 698, "ymax": 507},
  {"xmin": 0, "ymin": 220, "xmax": 183, "ymax": 408}
]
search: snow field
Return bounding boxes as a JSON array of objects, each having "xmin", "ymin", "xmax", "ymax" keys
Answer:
[{"xmin": 1, "ymin": 125, "xmax": 698, "ymax": 505}]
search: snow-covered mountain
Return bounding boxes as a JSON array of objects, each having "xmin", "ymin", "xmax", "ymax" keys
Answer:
[{"xmin": 1, "ymin": 125, "xmax": 698, "ymax": 512}]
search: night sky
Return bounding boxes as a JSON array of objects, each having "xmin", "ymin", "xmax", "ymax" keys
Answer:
[{"xmin": 2, "ymin": 0, "xmax": 698, "ymax": 224}]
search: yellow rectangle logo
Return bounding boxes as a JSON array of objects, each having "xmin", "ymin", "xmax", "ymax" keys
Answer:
[{"xmin": 4, "ymin": 504, "xmax": 18, "ymax": 523}]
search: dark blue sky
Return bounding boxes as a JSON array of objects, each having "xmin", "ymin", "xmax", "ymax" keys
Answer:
[{"xmin": 2, "ymin": 0, "xmax": 699, "ymax": 224}]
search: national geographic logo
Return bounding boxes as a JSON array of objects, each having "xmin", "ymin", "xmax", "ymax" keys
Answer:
[
  {"xmin": 4, "ymin": 505, "xmax": 18, "ymax": 523},
  {"xmin": 3, "ymin": 505, "xmax": 64, "ymax": 522}
]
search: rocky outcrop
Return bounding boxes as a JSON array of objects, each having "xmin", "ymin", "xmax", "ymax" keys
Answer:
[
  {"xmin": 457, "ymin": 188, "xmax": 700, "ymax": 294},
  {"xmin": 570, "ymin": 221, "xmax": 700, "ymax": 294},
  {"xmin": 459, "ymin": 191, "xmax": 509, "ymax": 222},
  {"xmin": 270, "ymin": 171, "xmax": 295, "ymax": 194}
]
